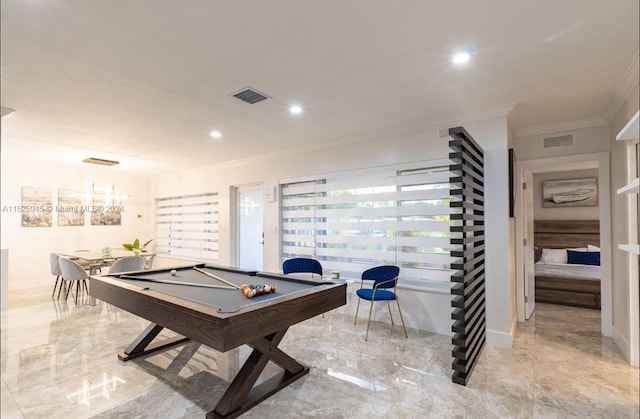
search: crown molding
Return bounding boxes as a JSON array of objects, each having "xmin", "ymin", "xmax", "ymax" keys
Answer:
[
  {"xmin": 514, "ymin": 116, "xmax": 608, "ymax": 138},
  {"xmin": 602, "ymin": 51, "xmax": 640, "ymax": 122},
  {"xmin": 421, "ymin": 103, "xmax": 516, "ymax": 132},
  {"xmin": 204, "ymin": 103, "xmax": 518, "ymax": 171}
]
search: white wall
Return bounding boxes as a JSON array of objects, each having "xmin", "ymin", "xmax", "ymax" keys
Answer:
[
  {"xmin": 507, "ymin": 119, "xmax": 518, "ymax": 341},
  {"xmin": 533, "ymin": 169, "xmax": 600, "ymax": 220},
  {"xmin": 465, "ymin": 117, "xmax": 513, "ymax": 346},
  {"xmin": 0, "ymin": 116, "xmax": 514, "ymax": 344},
  {"xmin": 152, "ymin": 116, "xmax": 514, "ymax": 344},
  {"xmin": 609, "ymin": 82, "xmax": 639, "ymax": 366},
  {"xmin": 0, "ymin": 159, "xmax": 155, "ymax": 290}
]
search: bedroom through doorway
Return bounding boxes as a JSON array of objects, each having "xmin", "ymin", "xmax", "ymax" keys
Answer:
[{"xmin": 515, "ymin": 152, "xmax": 611, "ymax": 337}]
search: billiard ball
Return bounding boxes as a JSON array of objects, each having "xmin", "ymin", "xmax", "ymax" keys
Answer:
[{"xmin": 170, "ymin": 270, "xmax": 177, "ymax": 276}]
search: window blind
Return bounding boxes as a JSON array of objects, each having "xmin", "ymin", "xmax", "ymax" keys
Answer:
[
  {"xmin": 155, "ymin": 192, "xmax": 219, "ymax": 262},
  {"xmin": 281, "ymin": 159, "xmax": 452, "ymax": 282}
]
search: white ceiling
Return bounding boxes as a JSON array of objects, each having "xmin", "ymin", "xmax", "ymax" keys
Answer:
[{"xmin": 1, "ymin": 0, "xmax": 638, "ymax": 175}]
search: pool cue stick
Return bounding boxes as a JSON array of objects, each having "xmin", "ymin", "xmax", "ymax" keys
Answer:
[
  {"xmin": 193, "ymin": 267, "xmax": 242, "ymax": 290},
  {"xmin": 119, "ymin": 275, "xmax": 236, "ymax": 290}
]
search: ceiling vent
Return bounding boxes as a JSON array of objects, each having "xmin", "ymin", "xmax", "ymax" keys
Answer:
[
  {"xmin": 82, "ymin": 157, "xmax": 119, "ymax": 166},
  {"xmin": 231, "ymin": 87, "xmax": 270, "ymax": 105},
  {"xmin": 542, "ymin": 134, "xmax": 574, "ymax": 148}
]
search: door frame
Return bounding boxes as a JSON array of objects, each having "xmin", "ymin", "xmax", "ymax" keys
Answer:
[
  {"xmin": 515, "ymin": 167, "xmax": 536, "ymax": 321},
  {"xmin": 230, "ymin": 183, "xmax": 264, "ymax": 270},
  {"xmin": 515, "ymin": 152, "xmax": 612, "ymax": 336}
]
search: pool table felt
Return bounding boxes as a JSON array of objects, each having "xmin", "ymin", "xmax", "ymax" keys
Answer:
[{"xmin": 111, "ymin": 265, "xmax": 328, "ymax": 313}]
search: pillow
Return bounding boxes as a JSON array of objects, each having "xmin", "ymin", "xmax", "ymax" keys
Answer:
[
  {"xmin": 567, "ymin": 250, "xmax": 600, "ymax": 266},
  {"xmin": 539, "ymin": 247, "xmax": 587, "ymax": 264},
  {"xmin": 540, "ymin": 248, "xmax": 568, "ymax": 264},
  {"xmin": 569, "ymin": 247, "xmax": 588, "ymax": 252},
  {"xmin": 588, "ymin": 244, "xmax": 600, "ymax": 252}
]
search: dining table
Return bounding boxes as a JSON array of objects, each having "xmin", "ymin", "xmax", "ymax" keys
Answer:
[{"xmin": 58, "ymin": 248, "xmax": 155, "ymax": 275}]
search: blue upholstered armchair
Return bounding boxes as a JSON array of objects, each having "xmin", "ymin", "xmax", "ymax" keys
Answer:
[
  {"xmin": 354, "ymin": 265, "xmax": 407, "ymax": 341},
  {"xmin": 282, "ymin": 258, "xmax": 323, "ymax": 278}
]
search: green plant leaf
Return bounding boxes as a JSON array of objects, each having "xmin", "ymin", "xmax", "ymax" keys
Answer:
[
  {"xmin": 123, "ymin": 243, "xmax": 134, "ymax": 251},
  {"xmin": 133, "ymin": 238, "xmax": 140, "ymax": 248}
]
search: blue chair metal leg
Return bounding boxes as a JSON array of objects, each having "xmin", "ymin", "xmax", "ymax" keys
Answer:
[
  {"xmin": 365, "ymin": 299, "xmax": 375, "ymax": 341},
  {"xmin": 396, "ymin": 298, "xmax": 408, "ymax": 338}
]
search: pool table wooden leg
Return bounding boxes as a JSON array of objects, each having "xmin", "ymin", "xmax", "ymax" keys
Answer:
[
  {"xmin": 118, "ymin": 322, "xmax": 190, "ymax": 361},
  {"xmin": 209, "ymin": 327, "xmax": 309, "ymax": 418}
]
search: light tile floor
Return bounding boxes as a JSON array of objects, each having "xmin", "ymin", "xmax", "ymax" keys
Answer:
[{"xmin": 1, "ymin": 287, "xmax": 638, "ymax": 418}]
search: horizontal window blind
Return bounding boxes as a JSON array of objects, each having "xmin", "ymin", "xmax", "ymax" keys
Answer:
[
  {"xmin": 281, "ymin": 159, "xmax": 452, "ymax": 282},
  {"xmin": 155, "ymin": 192, "xmax": 219, "ymax": 262}
]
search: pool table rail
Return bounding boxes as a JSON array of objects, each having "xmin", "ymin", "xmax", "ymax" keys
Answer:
[{"xmin": 90, "ymin": 271, "xmax": 346, "ymax": 352}]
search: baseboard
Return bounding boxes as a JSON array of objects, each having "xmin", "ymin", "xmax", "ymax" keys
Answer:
[
  {"xmin": 612, "ymin": 325, "xmax": 631, "ymax": 364},
  {"xmin": 486, "ymin": 327, "xmax": 514, "ymax": 348}
]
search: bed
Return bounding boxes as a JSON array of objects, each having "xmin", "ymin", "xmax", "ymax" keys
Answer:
[{"xmin": 534, "ymin": 220, "xmax": 601, "ymax": 309}]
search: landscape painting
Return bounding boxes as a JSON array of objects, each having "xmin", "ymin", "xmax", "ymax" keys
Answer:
[
  {"xmin": 90, "ymin": 196, "xmax": 122, "ymax": 226},
  {"xmin": 57, "ymin": 188, "xmax": 85, "ymax": 226},
  {"xmin": 21, "ymin": 187, "xmax": 53, "ymax": 227},
  {"xmin": 542, "ymin": 177, "xmax": 598, "ymax": 208}
]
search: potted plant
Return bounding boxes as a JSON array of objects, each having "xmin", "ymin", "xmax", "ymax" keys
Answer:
[{"xmin": 122, "ymin": 239, "xmax": 153, "ymax": 256}]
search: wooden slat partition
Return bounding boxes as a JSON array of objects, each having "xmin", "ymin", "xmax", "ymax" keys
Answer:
[{"xmin": 448, "ymin": 126, "xmax": 486, "ymax": 386}]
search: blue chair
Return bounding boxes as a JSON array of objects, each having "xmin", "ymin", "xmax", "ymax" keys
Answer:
[
  {"xmin": 354, "ymin": 265, "xmax": 407, "ymax": 341},
  {"xmin": 282, "ymin": 258, "xmax": 323, "ymax": 278}
]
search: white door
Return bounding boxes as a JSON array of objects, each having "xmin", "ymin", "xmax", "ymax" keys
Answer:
[
  {"xmin": 235, "ymin": 184, "xmax": 264, "ymax": 271},
  {"xmin": 522, "ymin": 169, "xmax": 536, "ymax": 319}
]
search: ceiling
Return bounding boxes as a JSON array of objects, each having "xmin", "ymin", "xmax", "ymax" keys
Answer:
[{"xmin": 1, "ymin": 1, "xmax": 638, "ymax": 175}]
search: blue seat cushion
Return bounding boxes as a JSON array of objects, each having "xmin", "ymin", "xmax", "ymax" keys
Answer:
[{"xmin": 356, "ymin": 288, "xmax": 396, "ymax": 301}]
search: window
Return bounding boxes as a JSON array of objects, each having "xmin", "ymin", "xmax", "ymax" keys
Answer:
[
  {"xmin": 155, "ymin": 192, "xmax": 219, "ymax": 262},
  {"xmin": 281, "ymin": 159, "xmax": 451, "ymax": 283}
]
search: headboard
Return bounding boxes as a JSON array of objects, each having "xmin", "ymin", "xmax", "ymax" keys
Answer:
[{"xmin": 534, "ymin": 220, "xmax": 600, "ymax": 251}]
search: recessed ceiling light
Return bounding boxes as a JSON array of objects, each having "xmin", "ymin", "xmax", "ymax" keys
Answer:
[
  {"xmin": 289, "ymin": 105, "xmax": 303, "ymax": 115},
  {"xmin": 452, "ymin": 48, "xmax": 473, "ymax": 65},
  {"xmin": 210, "ymin": 130, "xmax": 222, "ymax": 139}
]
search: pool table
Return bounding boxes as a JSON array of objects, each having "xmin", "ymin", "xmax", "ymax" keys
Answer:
[{"xmin": 90, "ymin": 264, "xmax": 347, "ymax": 418}]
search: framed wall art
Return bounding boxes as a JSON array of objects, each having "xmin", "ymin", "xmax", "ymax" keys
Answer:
[
  {"xmin": 542, "ymin": 177, "xmax": 598, "ymax": 208},
  {"xmin": 57, "ymin": 188, "xmax": 85, "ymax": 226},
  {"xmin": 21, "ymin": 187, "xmax": 53, "ymax": 227}
]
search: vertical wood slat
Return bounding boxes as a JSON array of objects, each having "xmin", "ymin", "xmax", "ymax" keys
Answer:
[{"xmin": 448, "ymin": 126, "xmax": 486, "ymax": 386}]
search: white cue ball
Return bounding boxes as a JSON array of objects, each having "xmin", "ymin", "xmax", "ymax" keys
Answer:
[{"xmin": 170, "ymin": 270, "xmax": 177, "ymax": 276}]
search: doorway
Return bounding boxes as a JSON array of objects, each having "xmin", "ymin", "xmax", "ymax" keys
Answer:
[
  {"xmin": 233, "ymin": 184, "xmax": 264, "ymax": 271},
  {"xmin": 515, "ymin": 152, "xmax": 612, "ymax": 336}
]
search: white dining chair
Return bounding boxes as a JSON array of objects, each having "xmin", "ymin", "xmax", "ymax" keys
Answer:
[
  {"xmin": 58, "ymin": 257, "xmax": 90, "ymax": 304},
  {"xmin": 49, "ymin": 253, "xmax": 64, "ymax": 298},
  {"xmin": 108, "ymin": 256, "xmax": 145, "ymax": 273}
]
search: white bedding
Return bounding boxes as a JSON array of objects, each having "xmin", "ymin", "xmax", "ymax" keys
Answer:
[{"xmin": 534, "ymin": 262, "xmax": 601, "ymax": 281}]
